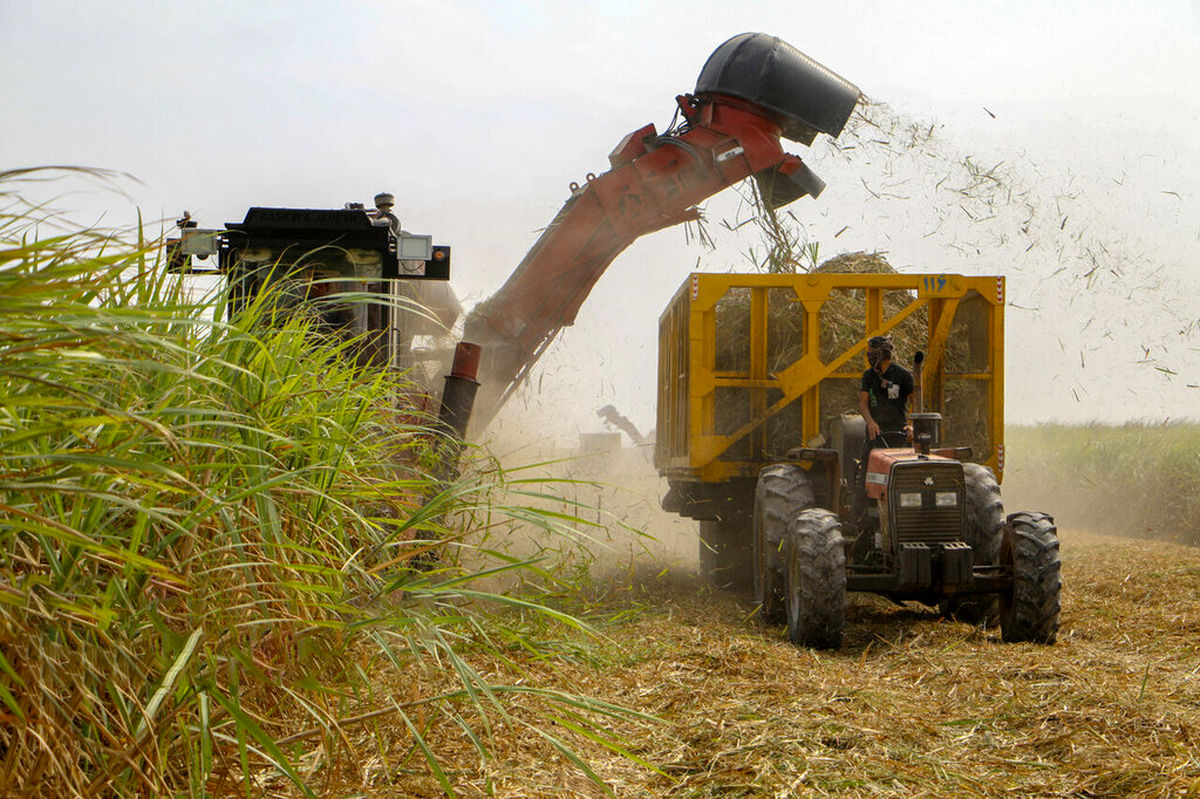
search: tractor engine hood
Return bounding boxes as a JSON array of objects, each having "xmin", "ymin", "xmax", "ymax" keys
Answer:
[{"xmin": 865, "ymin": 449, "xmax": 959, "ymax": 501}]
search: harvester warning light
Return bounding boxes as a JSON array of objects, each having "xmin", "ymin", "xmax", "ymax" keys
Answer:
[{"xmin": 398, "ymin": 234, "xmax": 433, "ymax": 260}]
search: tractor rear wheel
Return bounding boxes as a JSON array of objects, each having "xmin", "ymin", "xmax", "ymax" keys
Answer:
[
  {"xmin": 941, "ymin": 463, "xmax": 1005, "ymax": 624},
  {"xmin": 753, "ymin": 464, "xmax": 815, "ymax": 624},
  {"xmin": 699, "ymin": 519, "xmax": 753, "ymax": 590},
  {"xmin": 783, "ymin": 509, "xmax": 846, "ymax": 649},
  {"xmin": 1000, "ymin": 512, "xmax": 1062, "ymax": 643}
]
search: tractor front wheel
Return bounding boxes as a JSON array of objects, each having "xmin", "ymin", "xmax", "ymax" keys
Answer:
[
  {"xmin": 1000, "ymin": 512, "xmax": 1062, "ymax": 643},
  {"xmin": 783, "ymin": 509, "xmax": 846, "ymax": 649}
]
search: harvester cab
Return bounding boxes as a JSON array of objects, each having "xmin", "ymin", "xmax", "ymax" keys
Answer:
[
  {"xmin": 655, "ymin": 270, "xmax": 1061, "ymax": 649},
  {"xmin": 166, "ymin": 198, "xmax": 458, "ymax": 378},
  {"xmin": 164, "ymin": 197, "xmax": 481, "ymax": 442}
]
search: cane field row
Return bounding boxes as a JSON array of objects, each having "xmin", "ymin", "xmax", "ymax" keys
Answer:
[
  {"xmin": 0, "ymin": 168, "xmax": 647, "ymax": 797},
  {"xmin": 1005, "ymin": 422, "xmax": 1200, "ymax": 547}
]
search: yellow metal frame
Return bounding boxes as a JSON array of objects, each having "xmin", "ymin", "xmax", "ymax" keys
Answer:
[{"xmin": 655, "ymin": 272, "xmax": 1006, "ymax": 483}]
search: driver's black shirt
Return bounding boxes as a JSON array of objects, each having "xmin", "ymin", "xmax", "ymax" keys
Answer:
[{"xmin": 860, "ymin": 363, "xmax": 913, "ymax": 433}]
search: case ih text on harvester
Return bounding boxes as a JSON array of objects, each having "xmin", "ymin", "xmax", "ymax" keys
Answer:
[{"xmin": 168, "ymin": 33, "xmax": 1061, "ymax": 650}]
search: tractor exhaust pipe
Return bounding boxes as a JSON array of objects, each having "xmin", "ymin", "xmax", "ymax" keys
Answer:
[
  {"xmin": 912, "ymin": 350, "xmax": 925, "ymax": 413},
  {"xmin": 909, "ymin": 350, "xmax": 941, "ymax": 455}
]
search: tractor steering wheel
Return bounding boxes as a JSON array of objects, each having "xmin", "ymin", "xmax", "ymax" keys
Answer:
[{"xmin": 874, "ymin": 429, "xmax": 909, "ymax": 449}]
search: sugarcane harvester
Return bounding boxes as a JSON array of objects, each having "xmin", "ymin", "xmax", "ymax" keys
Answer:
[{"xmin": 169, "ymin": 32, "xmax": 861, "ymax": 448}]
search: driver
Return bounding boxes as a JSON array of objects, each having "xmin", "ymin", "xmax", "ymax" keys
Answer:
[
  {"xmin": 852, "ymin": 336, "xmax": 914, "ymax": 526},
  {"xmin": 858, "ymin": 335, "xmax": 913, "ymax": 443}
]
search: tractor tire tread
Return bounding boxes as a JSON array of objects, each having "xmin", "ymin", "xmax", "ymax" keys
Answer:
[
  {"xmin": 1001, "ymin": 511, "xmax": 1062, "ymax": 644},
  {"xmin": 963, "ymin": 462, "xmax": 1005, "ymax": 563},
  {"xmin": 784, "ymin": 508, "xmax": 846, "ymax": 649}
]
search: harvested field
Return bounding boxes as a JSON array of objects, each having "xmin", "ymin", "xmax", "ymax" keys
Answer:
[{"xmin": 315, "ymin": 527, "xmax": 1200, "ymax": 797}]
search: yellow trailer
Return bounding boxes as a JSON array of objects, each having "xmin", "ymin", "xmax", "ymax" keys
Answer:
[{"xmin": 656, "ymin": 271, "xmax": 1005, "ymax": 484}]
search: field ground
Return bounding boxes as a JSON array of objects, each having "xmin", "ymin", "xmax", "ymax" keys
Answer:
[{"xmin": 342, "ymin": 527, "xmax": 1200, "ymax": 798}]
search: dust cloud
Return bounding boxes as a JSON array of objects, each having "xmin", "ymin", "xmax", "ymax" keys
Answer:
[{"xmin": 475, "ymin": 414, "xmax": 700, "ymax": 590}]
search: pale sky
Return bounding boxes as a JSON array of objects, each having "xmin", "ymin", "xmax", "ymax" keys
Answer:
[{"xmin": 3, "ymin": 1, "xmax": 1199, "ymax": 443}]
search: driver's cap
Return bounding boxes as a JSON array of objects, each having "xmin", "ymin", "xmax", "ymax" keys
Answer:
[{"xmin": 868, "ymin": 335, "xmax": 894, "ymax": 352}]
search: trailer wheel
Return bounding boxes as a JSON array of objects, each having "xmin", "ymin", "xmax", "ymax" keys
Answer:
[
  {"xmin": 753, "ymin": 464, "xmax": 815, "ymax": 624},
  {"xmin": 783, "ymin": 509, "xmax": 846, "ymax": 649},
  {"xmin": 941, "ymin": 463, "xmax": 1005, "ymax": 624},
  {"xmin": 1000, "ymin": 512, "xmax": 1061, "ymax": 644},
  {"xmin": 699, "ymin": 519, "xmax": 753, "ymax": 590}
]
